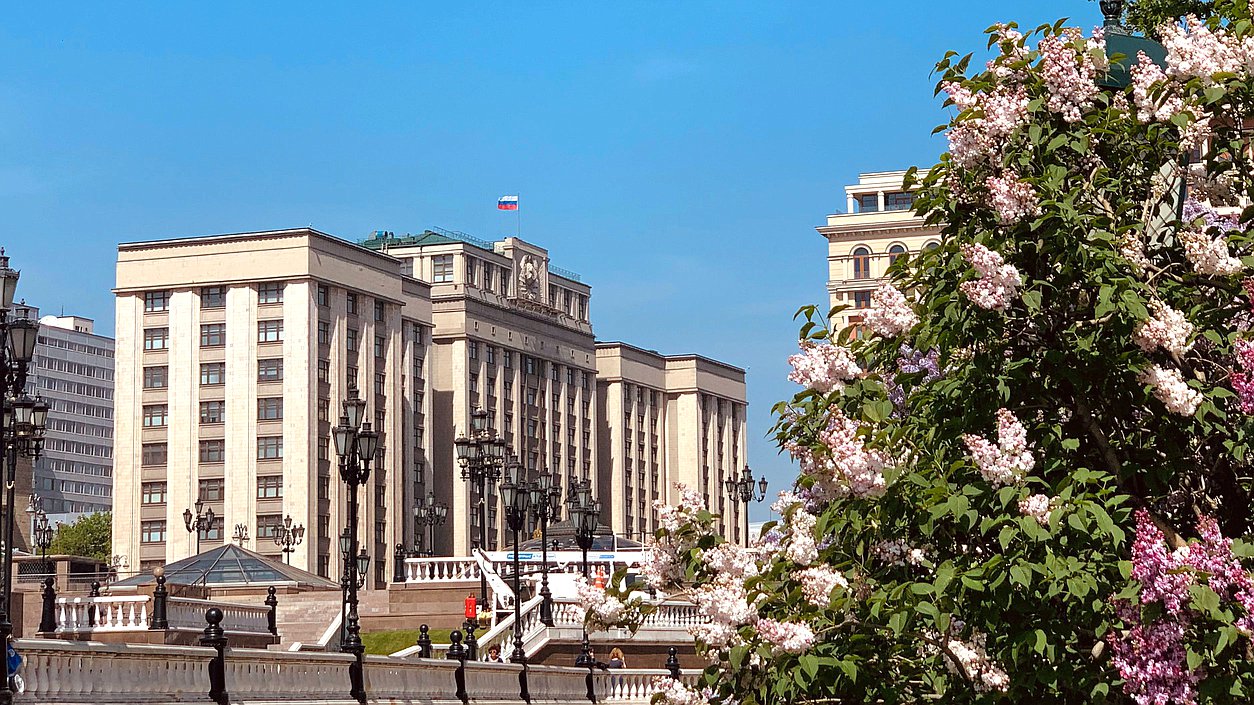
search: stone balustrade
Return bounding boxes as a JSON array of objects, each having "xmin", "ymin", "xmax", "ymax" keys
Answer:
[
  {"xmin": 13, "ymin": 638, "xmax": 685, "ymax": 703},
  {"xmin": 53, "ymin": 594, "xmax": 273, "ymax": 637},
  {"xmin": 402, "ymin": 556, "xmax": 481, "ymax": 582},
  {"xmin": 166, "ymin": 597, "xmax": 271, "ymax": 635}
]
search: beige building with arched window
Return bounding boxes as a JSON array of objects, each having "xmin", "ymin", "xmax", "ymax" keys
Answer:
[{"xmin": 817, "ymin": 171, "xmax": 942, "ymax": 336}]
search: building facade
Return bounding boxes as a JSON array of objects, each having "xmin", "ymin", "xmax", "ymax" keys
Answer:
[
  {"xmin": 112, "ymin": 229, "xmax": 433, "ymax": 585},
  {"xmin": 362, "ymin": 230, "xmax": 597, "ymax": 556},
  {"xmin": 817, "ymin": 171, "xmax": 942, "ymax": 335},
  {"xmin": 594, "ymin": 343, "xmax": 748, "ymax": 544}
]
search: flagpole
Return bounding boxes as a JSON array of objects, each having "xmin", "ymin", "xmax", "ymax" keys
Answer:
[{"xmin": 517, "ymin": 193, "xmax": 522, "ymax": 239}]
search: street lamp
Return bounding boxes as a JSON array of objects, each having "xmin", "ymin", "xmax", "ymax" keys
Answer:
[
  {"xmin": 414, "ymin": 490, "xmax": 448, "ymax": 558},
  {"xmin": 0, "ymin": 256, "xmax": 50, "ymax": 705},
  {"xmin": 273, "ymin": 514, "xmax": 305, "ymax": 564},
  {"xmin": 453, "ymin": 407, "xmax": 508, "ymax": 615},
  {"xmin": 528, "ymin": 472, "xmax": 561, "ymax": 627},
  {"xmin": 499, "ymin": 457, "xmax": 533, "ymax": 701},
  {"xmin": 183, "ymin": 498, "xmax": 216, "ymax": 554},
  {"xmin": 108, "ymin": 554, "xmax": 129, "ymax": 584},
  {"xmin": 568, "ymin": 477, "xmax": 600, "ymax": 669},
  {"xmin": 232, "ymin": 523, "xmax": 249, "ymax": 545},
  {"xmin": 331, "ymin": 387, "xmax": 377, "ymax": 705},
  {"xmin": 29, "ymin": 503, "xmax": 52, "ymax": 576},
  {"xmin": 726, "ymin": 466, "xmax": 768, "ymax": 545}
]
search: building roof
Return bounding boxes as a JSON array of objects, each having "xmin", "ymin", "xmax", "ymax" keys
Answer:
[
  {"xmin": 594, "ymin": 340, "xmax": 746, "ymax": 375},
  {"xmin": 113, "ymin": 544, "xmax": 339, "ymax": 589}
]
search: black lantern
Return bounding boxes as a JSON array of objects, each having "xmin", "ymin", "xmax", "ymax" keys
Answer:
[
  {"xmin": 452, "ymin": 407, "xmax": 511, "ymax": 613},
  {"xmin": 726, "ymin": 465, "xmax": 768, "ymax": 546},
  {"xmin": 183, "ymin": 498, "xmax": 217, "ymax": 554}
]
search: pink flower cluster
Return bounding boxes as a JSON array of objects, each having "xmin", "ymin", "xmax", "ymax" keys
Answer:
[
  {"xmin": 1131, "ymin": 52, "xmax": 1183, "ymax": 123},
  {"xmin": 1179, "ymin": 227, "xmax": 1243, "ymax": 276},
  {"xmin": 1229, "ymin": 339, "xmax": 1254, "ymax": 414},
  {"xmin": 943, "ymin": 83, "xmax": 1030, "ymax": 169},
  {"xmin": 782, "ymin": 503, "xmax": 819, "ymax": 566},
  {"xmin": 1017, "ymin": 493, "xmax": 1054, "ymax": 526},
  {"xmin": 870, "ymin": 538, "xmax": 927, "ymax": 567},
  {"xmin": 1139, "ymin": 365, "xmax": 1202, "ymax": 416},
  {"xmin": 1160, "ymin": 15, "xmax": 1254, "ymax": 84},
  {"xmin": 1132, "ymin": 301, "xmax": 1194, "ymax": 357},
  {"xmin": 650, "ymin": 677, "xmax": 712, "ymax": 705},
  {"xmin": 985, "ymin": 171, "xmax": 1039, "ymax": 225},
  {"xmin": 794, "ymin": 565, "xmax": 848, "ymax": 607},
  {"xmin": 656, "ymin": 484, "xmax": 708, "ymax": 534},
  {"xmin": 755, "ymin": 618, "xmax": 816, "ymax": 655},
  {"xmin": 1038, "ymin": 27, "xmax": 1105, "ymax": 122},
  {"xmin": 787, "ymin": 340, "xmax": 862, "ymax": 394},
  {"xmin": 962, "ymin": 408, "xmax": 1035, "ymax": 486},
  {"xmin": 863, "ymin": 283, "xmax": 919, "ymax": 337},
  {"xmin": 812, "ymin": 409, "xmax": 889, "ymax": 500},
  {"xmin": 959, "ymin": 243, "xmax": 1021, "ymax": 311},
  {"xmin": 1109, "ymin": 602, "xmax": 1199, "ymax": 705}
]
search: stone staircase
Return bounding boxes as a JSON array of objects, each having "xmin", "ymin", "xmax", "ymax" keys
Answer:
[{"xmin": 273, "ymin": 591, "xmax": 345, "ymax": 650}]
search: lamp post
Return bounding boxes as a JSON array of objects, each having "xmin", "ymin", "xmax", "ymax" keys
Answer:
[
  {"xmin": 499, "ymin": 457, "xmax": 533, "ymax": 702},
  {"xmin": 331, "ymin": 387, "xmax": 377, "ymax": 705},
  {"xmin": 108, "ymin": 554, "xmax": 129, "ymax": 584},
  {"xmin": 453, "ymin": 408, "xmax": 507, "ymax": 615},
  {"xmin": 232, "ymin": 523, "xmax": 249, "ymax": 546},
  {"xmin": 725, "ymin": 466, "xmax": 768, "ymax": 546},
  {"xmin": 414, "ymin": 490, "xmax": 448, "ymax": 558},
  {"xmin": 567, "ymin": 478, "xmax": 600, "ymax": 669},
  {"xmin": 273, "ymin": 514, "xmax": 305, "ymax": 564},
  {"xmin": 29, "ymin": 504, "xmax": 52, "ymax": 577},
  {"xmin": 182, "ymin": 498, "xmax": 216, "ymax": 555},
  {"xmin": 527, "ymin": 472, "xmax": 561, "ymax": 627},
  {"xmin": 0, "ymin": 254, "xmax": 48, "ymax": 705}
]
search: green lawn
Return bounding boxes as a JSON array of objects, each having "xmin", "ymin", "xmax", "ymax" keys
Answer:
[{"xmin": 362, "ymin": 627, "xmax": 454, "ymax": 656}]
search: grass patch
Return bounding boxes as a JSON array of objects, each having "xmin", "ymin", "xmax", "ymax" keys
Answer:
[{"xmin": 362, "ymin": 627, "xmax": 454, "ymax": 656}]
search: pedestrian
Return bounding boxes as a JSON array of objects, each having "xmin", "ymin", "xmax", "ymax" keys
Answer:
[
  {"xmin": 484, "ymin": 643, "xmax": 504, "ymax": 663},
  {"xmin": 607, "ymin": 647, "xmax": 626, "ymax": 669}
]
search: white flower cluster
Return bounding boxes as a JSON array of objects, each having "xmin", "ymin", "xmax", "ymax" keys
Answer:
[
  {"xmin": 787, "ymin": 340, "xmax": 862, "ymax": 394},
  {"xmin": 1017, "ymin": 493, "xmax": 1054, "ymax": 526},
  {"xmin": 959, "ymin": 243, "xmax": 1021, "ymax": 311},
  {"xmin": 794, "ymin": 565, "xmax": 848, "ymax": 607},
  {"xmin": 650, "ymin": 677, "xmax": 713, "ymax": 705},
  {"xmin": 656, "ymin": 484, "xmax": 707, "ymax": 533},
  {"xmin": 1038, "ymin": 27, "xmax": 1106, "ymax": 123},
  {"xmin": 782, "ymin": 504, "xmax": 819, "ymax": 566},
  {"xmin": 962, "ymin": 408, "xmax": 1035, "ymax": 486},
  {"xmin": 863, "ymin": 284, "xmax": 919, "ymax": 338},
  {"xmin": 985, "ymin": 171, "xmax": 1040, "ymax": 225},
  {"xmin": 1139, "ymin": 364, "xmax": 1203, "ymax": 416},
  {"xmin": 1179, "ymin": 227, "xmax": 1243, "ymax": 276},
  {"xmin": 576, "ymin": 576, "xmax": 627, "ymax": 629},
  {"xmin": 811, "ymin": 410, "xmax": 889, "ymax": 500},
  {"xmin": 870, "ymin": 538, "xmax": 927, "ymax": 567},
  {"xmin": 928, "ymin": 629, "xmax": 1010, "ymax": 693},
  {"xmin": 754, "ymin": 618, "xmax": 816, "ymax": 655},
  {"xmin": 1132, "ymin": 300, "xmax": 1194, "ymax": 357}
]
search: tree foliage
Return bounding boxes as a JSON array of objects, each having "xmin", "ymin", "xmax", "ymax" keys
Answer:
[{"xmin": 47, "ymin": 512, "xmax": 111, "ymax": 562}]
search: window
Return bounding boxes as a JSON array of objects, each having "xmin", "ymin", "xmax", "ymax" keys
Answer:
[
  {"xmin": 484, "ymin": 265, "xmax": 494, "ymax": 292},
  {"xmin": 257, "ymin": 514, "xmax": 284, "ymax": 539},
  {"xmin": 141, "ymin": 521, "xmax": 166, "ymax": 543},
  {"xmin": 567, "ymin": 368, "xmax": 574, "ymax": 385},
  {"xmin": 347, "ymin": 293, "xmax": 359, "ymax": 315},
  {"xmin": 888, "ymin": 244, "xmax": 907, "ymax": 266},
  {"xmin": 318, "ymin": 320, "xmax": 330, "ymax": 345},
  {"xmin": 504, "ymin": 351, "xmax": 513, "ymax": 369},
  {"xmin": 486, "ymin": 346, "xmax": 496, "ymax": 365},
  {"xmin": 141, "ymin": 482, "xmax": 166, "ymax": 505},
  {"xmin": 199, "ymin": 440, "xmax": 225, "ymax": 463},
  {"xmin": 552, "ymin": 365, "xmax": 560, "ymax": 382},
  {"xmin": 885, "ymin": 192, "xmax": 914, "ymax": 211},
  {"xmin": 346, "ymin": 328, "xmax": 359, "ymax": 352},
  {"xmin": 412, "ymin": 324, "xmax": 424, "ymax": 345},
  {"xmin": 144, "ymin": 291, "xmax": 170, "ymax": 312},
  {"xmin": 198, "ymin": 478, "xmax": 224, "ymax": 501},
  {"xmin": 142, "ymin": 443, "xmax": 167, "ymax": 466},
  {"xmin": 852, "ymin": 247, "xmax": 872, "ymax": 280},
  {"xmin": 317, "ymin": 284, "xmax": 329, "ymax": 307},
  {"xmin": 375, "ymin": 335, "xmax": 386, "ymax": 358},
  {"xmin": 200, "ymin": 400, "xmax": 226, "ymax": 424},
  {"xmin": 258, "ymin": 358, "xmax": 283, "ymax": 382},
  {"xmin": 257, "ymin": 475, "xmax": 283, "ymax": 499},
  {"xmin": 201, "ymin": 286, "xmax": 226, "ymax": 309},
  {"xmin": 525, "ymin": 357, "xmax": 536, "ymax": 375},
  {"xmin": 258, "ymin": 397, "xmax": 283, "ymax": 421},
  {"xmin": 142, "ymin": 405, "xmax": 168, "ymax": 427},
  {"xmin": 318, "ymin": 359, "xmax": 330, "ymax": 382},
  {"xmin": 143, "ymin": 366, "xmax": 168, "ymax": 389},
  {"xmin": 318, "ymin": 397, "xmax": 330, "ymax": 422},
  {"xmin": 201, "ymin": 362, "xmax": 225, "ymax": 386},
  {"xmin": 433, "ymin": 255, "xmax": 454, "ymax": 283},
  {"xmin": 144, "ymin": 328, "xmax": 169, "ymax": 351},
  {"xmin": 374, "ymin": 372, "xmax": 386, "ymax": 395},
  {"xmin": 200, "ymin": 323, "xmax": 226, "ymax": 347},
  {"xmin": 258, "ymin": 320, "xmax": 283, "ymax": 343},
  {"xmin": 318, "ymin": 475, "xmax": 330, "ymax": 499},
  {"xmin": 258, "ymin": 282, "xmax": 284, "ymax": 304},
  {"xmin": 258, "ymin": 436, "xmax": 283, "ymax": 460},
  {"xmin": 347, "ymin": 365, "xmax": 358, "ymax": 388},
  {"xmin": 374, "ymin": 300, "xmax": 385, "ymax": 322},
  {"xmin": 857, "ymin": 194, "xmax": 879, "ymax": 212},
  {"xmin": 203, "ymin": 517, "xmax": 224, "ymax": 541},
  {"xmin": 924, "ymin": 240, "xmax": 941, "ymax": 251},
  {"xmin": 468, "ymin": 341, "xmax": 478, "ymax": 360},
  {"xmin": 853, "ymin": 290, "xmax": 872, "ymax": 309}
]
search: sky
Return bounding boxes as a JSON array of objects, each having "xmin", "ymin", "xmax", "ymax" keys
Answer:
[{"xmin": 0, "ymin": 1, "xmax": 1104, "ymax": 520}]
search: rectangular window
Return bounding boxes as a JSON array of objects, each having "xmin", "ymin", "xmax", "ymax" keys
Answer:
[
  {"xmin": 318, "ymin": 359, "xmax": 330, "ymax": 382},
  {"xmin": 258, "ymin": 320, "xmax": 283, "ymax": 343},
  {"xmin": 884, "ymin": 192, "xmax": 915, "ymax": 211},
  {"xmin": 141, "ymin": 521, "xmax": 166, "ymax": 543},
  {"xmin": 258, "ymin": 282, "xmax": 284, "ymax": 304},
  {"xmin": 200, "ymin": 323, "xmax": 226, "ymax": 347},
  {"xmin": 318, "ymin": 320, "xmax": 330, "ymax": 345},
  {"xmin": 486, "ymin": 346, "xmax": 496, "ymax": 365},
  {"xmin": 504, "ymin": 351, "xmax": 513, "ymax": 369},
  {"xmin": 199, "ymin": 400, "xmax": 226, "ymax": 424},
  {"xmin": 318, "ymin": 475, "xmax": 330, "ymax": 499},
  {"xmin": 141, "ymin": 482, "xmax": 167, "ymax": 505},
  {"xmin": 144, "ymin": 291, "xmax": 170, "ymax": 312},
  {"xmin": 346, "ymin": 328, "xmax": 359, "ymax": 352},
  {"xmin": 857, "ymin": 193, "xmax": 879, "ymax": 212},
  {"xmin": 347, "ymin": 293, "xmax": 358, "ymax": 315},
  {"xmin": 567, "ymin": 368, "xmax": 574, "ymax": 385},
  {"xmin": 525, "ymin": 357, "xmax": 536, "ymax": 375},
  {"xmin": 318, "ymin": 397, "xmax": 330, "ymax": 422},
  {"xmin": 201, "ymin": 362, "xmax": 225, "ymax": 386},
  {"xmin": 142, "ymin": 443, "xmax": 167, "ymax": 466},
  {"xmin": 256, "ymin": 514, "xmax": 284, "ymax": 539},
  {"xmin": 318, "ymin": 438, "xmax": 329, "ymax": 461},
  {"xmin": 432, "ymin": 255, "xmax": 454, "ymax": 283},
  {"xmin": 466, "ymin": 258, "xmax": 478, "ymax": 286},
  {"xmin": 143, "ymin": 366, "xmax": 168, "ymax": 389},
  {"xmin": 375, "ymin": 335, "xmax": 385, "ymax": 358},
  {"xmin": 258, "ymin": 397, "xmax": 283, "ymax": 421},
  {"xmin": 198, "ymin": 478, "xmax": 224, "ymax": 501},
  {"xmin": 347, "ymin": 365, "xmax": 358, "ymax": 388},
  {"xmin": 142, "ymin": 404, "xmax": 168, "ymax": 428},
  {"xmin": 484, "ymin": 264, "xmax": 494, "ymax": 292},
  {"xmin": 258, "ymin": 358, "xmax": 283, "ymax": 382},
  {"xmin": 374, "ymin": 300, "xmax": 385, "ymax": 322},
  {"xmin": 257, "ymin": 475, "xmax": 283, "ymax": 499},
  {"xmin": 412, "ymin": 324, "xmax": 424, "ymax": 345},
  {"xmin": 143, "ymin": 328, "xmax": 169, "ymax": 351},
  {"xmin": 258, "ymin": 436, "xmax": 283, "ymax": 460},
  {"xmin": 203, "ymin": 517, "xmax": 224, "ymax": 541},
  {"xmin": 199, "ymin": 440, "xmax": 225, "ymax": 464},
  {"xmin": 201, "ymin": 286, "xmax": 226, "ymax": 309},
  {"xmin": 853, "ymin": 290, "xmax": 872, "ymax": 309},
  {"xmin": 375, "ymin": 372, "xmax": 386, "ymax": 395},
  {"xmin": 468, "ymin": 341, "xmax": 478, "ymax": 360},
  {"xmin": 317, "ymin": 284, "xmax": 329, "ymax": 307}
]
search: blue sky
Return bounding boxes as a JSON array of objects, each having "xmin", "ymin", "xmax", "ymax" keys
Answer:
[{"xmin": 0, "ymin": 1, "xmax": 1102, "ymax": 519}]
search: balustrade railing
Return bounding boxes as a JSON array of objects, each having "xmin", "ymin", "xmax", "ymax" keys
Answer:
[
  {"xmin": 167, "ymin": 596, "xmax": 271, "ymax": 635},
  {"xmin": 402, "ymin": 556, "xmax": 481, "ymax": 582},
  {"xmin": 596, "ymin": 669, "xmax": 701, "ymax": 701},
  {"xmin": 53, "ymin": 594, "xmax": 273, "ymax": 636}
]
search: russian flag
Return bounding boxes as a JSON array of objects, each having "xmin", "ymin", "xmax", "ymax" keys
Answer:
[{"xmin": 498, "ymin": 195, "xmax": 519, "ymax": 211}]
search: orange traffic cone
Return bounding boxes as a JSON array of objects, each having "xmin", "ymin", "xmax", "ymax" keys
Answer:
[{"xmin": 594, "ymin": 566, "xmax": 606, "ymax": 589}]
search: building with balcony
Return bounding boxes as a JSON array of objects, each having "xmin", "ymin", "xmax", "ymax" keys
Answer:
[{"xmin": 817, "ymin": 170, "xmax": 942, "ymax": 335}]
